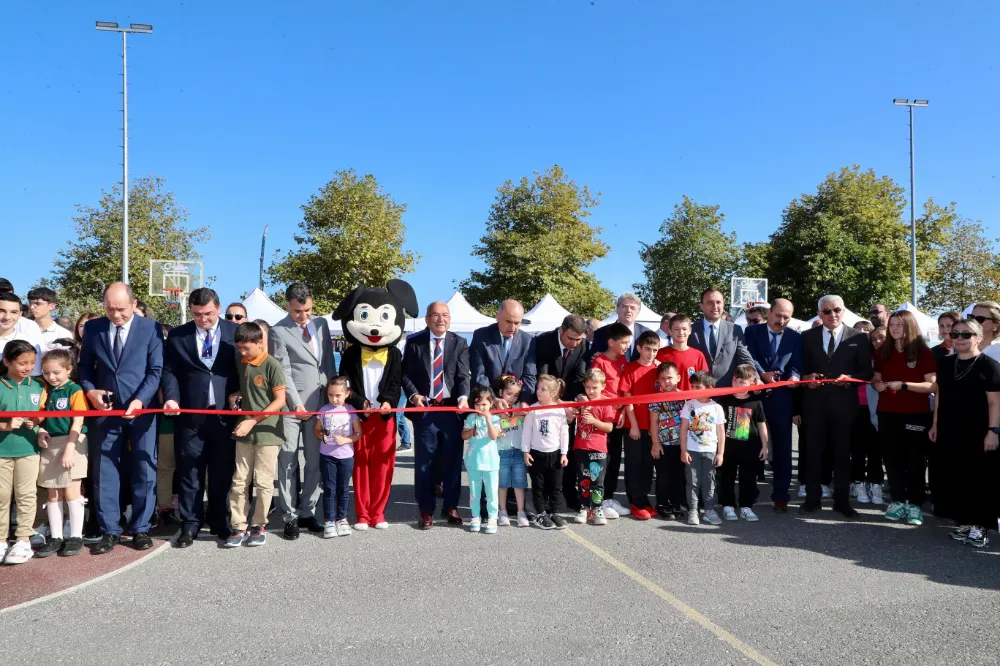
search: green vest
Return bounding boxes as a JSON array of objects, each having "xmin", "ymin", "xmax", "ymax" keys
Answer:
[{"xmin": 43, "ymin": 381, "xmax": 88, "ymax": 437}]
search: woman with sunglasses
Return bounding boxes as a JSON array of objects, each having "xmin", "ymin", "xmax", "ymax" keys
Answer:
[
  {"xmin": 971, "ymin": 302, "xmax": 1000, "ymax": 362},
  {"xmin": 930, "ymin": 319, "xmax": 1000, "ymax": 548},
  {"xmin": 872, "ymin": 311, "xmax": 936, "ymax": 525},
  {"xmin": 224, "ymin": 303, "xmax": 248, "ymax": 322}
]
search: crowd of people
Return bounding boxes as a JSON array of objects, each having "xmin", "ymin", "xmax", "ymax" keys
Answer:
[{"xmin": 1, "ymin": 276, "xmax": 999, "ymax": 566}]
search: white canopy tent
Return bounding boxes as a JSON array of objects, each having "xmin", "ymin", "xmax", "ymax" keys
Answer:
[
  {"xmin": 522, "ymin": 294, "xmax": 572, "ymax": 333},
  {"xmin": 242, "ymin": 288, "xmax": 287, "ymax": 326},
  {"xmin": 442, "ymin": 291, "xmax": 495, "ymax": 334},
  {"xmin": 897, "ymin": 302, "xmax": 941, "ymax": 344}
]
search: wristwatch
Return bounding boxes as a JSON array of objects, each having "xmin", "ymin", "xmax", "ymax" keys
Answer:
[
  {"xmin": 900, "ymin": 383, "xmax": 908, "ymax": 392},
  {"xmin": 990, "ymin": 426, "xmax": 1000, "ymax": 435}
]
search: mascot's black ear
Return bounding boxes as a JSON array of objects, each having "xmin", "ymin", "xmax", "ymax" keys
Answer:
[
  {"xmin": 332, "ymin": 286, "xmax": 366, "ymax": 321},
  {"xmin": 387, "ymin": 279, "xmax": 418, "ymax": 318}
]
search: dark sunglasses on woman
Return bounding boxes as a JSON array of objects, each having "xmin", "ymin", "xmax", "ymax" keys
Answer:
[
  {"xmin": 971, "ymin": 315, "xmax": 990, "ymax": 325},
  {"xmin": 949, "ymin": 331, "xmax": 975, "ymax": 340},
  {"xmin": 225, "ymin": 313, "xmax": 246, "ymax": 321}
]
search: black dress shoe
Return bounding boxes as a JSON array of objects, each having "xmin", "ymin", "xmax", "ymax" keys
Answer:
[
  {"xmin": 59, "ymin": 537, "xmax": 83, "ymax": 557},
  {"xmin": 283, "ymin": 519, "xmax": 300, "ymax": 540},
  {"xmin": 298, "ymin": 516, "xmax": 324, "ymax": 533},
  {"xmin": 175, "ymin": 531, "xmax": 196, "ymax": 549},
  {"xmin": 35, "ymin": 538, "xmax": 63, "ymax": 558},
  {"xmin": 133, "ymin": 532, "xmax": 154, "ymax": 550},
  {"xmin": 91, "ymin": 534, "xmax": 120, "ymax": 555},
  {"xmin": 800, "ymin": 502, "xmax": 821, "ymax": 513},
  {"xmin": 834, "ymin": 504, "xmax": 858, "ymax": 518}
]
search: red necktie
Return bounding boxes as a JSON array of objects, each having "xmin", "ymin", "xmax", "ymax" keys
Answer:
[
  {"xmin": 432, "ymin": 338, "xmax": 444, "ymax": 400},
  {"xmin": 301, "ymin": 323, "xmax": 312, "ymax": 344}
]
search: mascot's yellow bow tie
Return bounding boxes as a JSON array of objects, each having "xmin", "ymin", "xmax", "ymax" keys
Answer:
[{"xmin": 361, "ymin": 347, "xmax": 389, "ymax": 367}]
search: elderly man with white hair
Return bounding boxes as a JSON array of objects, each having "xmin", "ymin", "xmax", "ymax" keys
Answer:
[
  {"xmin": 589, "ymin": 292, "xmax": 651, "ymax": 363},
  {"xmin": 800, "ymin": 295, "xmax": 874, "ymax": 517}
]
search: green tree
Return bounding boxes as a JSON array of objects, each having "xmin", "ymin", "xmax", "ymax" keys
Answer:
[
  {"xmin": 922, "ymin": 218, "xmax": 1000, "ymax": 311},
  {"xmin": 459, "ymin": 165, "xmax": 613, "ymax": 317},
  {"xmin": 45, "ymin": 175, "xmax": 209, "ymax": 324},
  {"xmin": 634, "ymin": 196, "xmax": 740, "ymax": 316},
  {"xmin": 766, "ymin": 166, "xmax": 912, "ymax": 313},
  {"xmin": 267, "ymin": 169, "xmax": 419, "ymax": 313},
  {"xmin": 736, "ymin": 240, "xmax": 773, "ymax": 282}
]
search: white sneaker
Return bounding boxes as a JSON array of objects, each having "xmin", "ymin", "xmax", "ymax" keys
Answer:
[
  {"xmin": 686, "ymin": 510, "xmax": 700, "ymax": 525},
  {"xmin": 516, "ymin": 511, "xmax": 530, "ymax": 527},
  {"xmin": 869, "ymin": 484, "xmax": 884, "ymax": 505},
  {"xmin": 821, "ymin": 485, "xmax": 833, "ymax": 499},
  {"xmin": 798, "ymin": 485, "xmax": 807, "ymax": 499},
  {"xmin": 353, "ymin": 522, "xmax": 369, "ymax": 531},
  {"xmin": 850, "ymin": 482, "xmax": 860, "ymax": 498},
  {"xmin": 601, "ymin": 500, "xmax": 620, "ymax": 519},
  {"xmin": 374, "ymin": 521, "xmax": 389, "ymax": 530},
  {"xmin": 592, "ymin": 508, "xmax": 608, "ymax": 526},
  {"xmin": 703, "ymin": 509, "xmax": 723, "ymax": 526},
  {"xmin": 469, "ymin": 517, "xmax": 481, "ymax": 533},
  {"xmin": 573, "ymin": 508, "xmax": 588, "ymax": 524},
  {"xmin": 497, "ymin": 511, "xmax": 511, "ymax": 527},
  {"xmin": 740, "ymin": 507, "xmax": 759, "ymax": 522},
  {"xmin": 856, "ymin": 483, "xmax": 870, "ymax": 504},
  {"xmin": 322, "ymin": 521, "xmax": 338, "ymax": 538},
  {"xmin": 484, "ymin": 518, "xmax": 498, "ymax": 534},
  {"xmin": 336, "ymin": 520, "xmax": 352, "ymax": 537},
  {"xmin": 608, "ymin": 498, "xmax": 630, "ymax": 516},
  {"xmin": 722, "ymin": 506, "xmax": 738, "ymax": 521},
  {"xmin": 4, "ymin": 540, "xmax": 33, "ymax": 565}
]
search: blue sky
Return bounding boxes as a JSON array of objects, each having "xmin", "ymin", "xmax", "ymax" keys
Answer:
[{"xmin": 2, "ymin": 1, "xmax": 997, "ymax": 314}]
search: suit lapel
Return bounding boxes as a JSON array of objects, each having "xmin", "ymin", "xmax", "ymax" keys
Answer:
[
  {"xmin": 100, "ymin": 320, "xmax": 115, "ymax": 367},
  {"xmin": 119, "ymin": 318, "xmax": 142, "ymax": 366},
  {"xmin": 288, "ymin": 320, "xmax": 318, "ymax": 362}
]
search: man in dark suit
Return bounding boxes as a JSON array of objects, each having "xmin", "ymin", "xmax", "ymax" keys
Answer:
[
  {"xmin": 535, "ymin": 314, "xmax": 589, "ymax": 511},
  {"xmin": 161, "ymin": 288, "xmax": 241, "ymax": 547},
  {"xmin": 744, "ymin": 298, "xmax": 803, "ymax": 511},
  {"xmin": 689, "ymin": 288, "xmax": 754, "ymax": 387},
  {"xmin": 78, "ymin": 282, "xmax": 164, "ymax": 554},
  {"xmin": 589, "ymin": 293, "xmax": 651, "ymax": 362},
  {"xmin": 470, "ymin": 300, "xmax": 537, "ymax": 404},
  {"xmin": 402, "ymin": 301, "xmax": 471, "ymax": 529},
  {"xmin": 801, "ymin": 295, "xmax": 874, "ymax": 516}
]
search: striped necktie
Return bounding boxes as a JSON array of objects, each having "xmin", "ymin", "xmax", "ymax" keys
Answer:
[{"xmin": 432, "ymin": 337, "xmax": 444, "ymax": 400}]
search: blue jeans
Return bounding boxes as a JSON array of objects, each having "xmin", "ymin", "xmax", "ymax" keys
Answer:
[
  {"xmin": 396, "ymin": 395, "xmax": 411, "ymax": 447},
  {"xmin": 320, "ymin": 454, "xmax": 354, "ymax": 522}
]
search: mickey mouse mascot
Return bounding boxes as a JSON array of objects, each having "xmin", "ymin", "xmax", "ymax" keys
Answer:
[{"xmin": 333, "ymin": 279, "xmax": 418, "ymax": 530}]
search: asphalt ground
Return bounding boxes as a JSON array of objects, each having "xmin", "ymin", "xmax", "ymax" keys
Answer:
[{"xmin": 2, "ymin": 431, "xmax": 999, "ymax": 665}]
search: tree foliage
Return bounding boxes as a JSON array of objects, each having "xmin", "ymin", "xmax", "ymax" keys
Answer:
[
  {"xmin": 922, "ymin": 217, "xmax": 1000, "ymax": 311},
  {"xmin": 634, "ymin": 196, "xmax": 740, "ymax": 316},
  {"xmin": 45, "ymin": 175, "xmax": 209, "ymax": 324},
  {"xmin": 459, "ymin": 165, "xmax": 613, "ymax": 318},
  {"xmin": 267, "ymin": 169, "xmax": 419, "ymax": 313}
]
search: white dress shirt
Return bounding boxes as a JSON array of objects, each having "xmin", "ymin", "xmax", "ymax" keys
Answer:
[
  {"xmin": 108, "ymin": 316, "xmax": 135, "ymax": 354},
  {"xmin": 822, "ymin": 325, "xmax": 844, "ymax": 354},
  {"xmin": 362, "ymin": 359, "xmax": 383, "ymax": 404},
  {"xmin": 429, "ymin": 334, "xmax": 450, "ymax": 399},
  {"xmin": 39, "ymin": 322, "xmax": 75, "ymax": 349},
  {"xmin": 302, "ymin": 319, "xmax": 319, "ymax": 359},
  {"xmin": 197, "ymin": 324, "xmax": 220, "ymax": 406}
]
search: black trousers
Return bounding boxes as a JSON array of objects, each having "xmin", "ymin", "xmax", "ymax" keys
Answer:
[
  {"xmin": 624, "ymin": 433, "xmax": 654, "ymax": 508},
  {"xmin": 605, "ymin": 428, "xmax": 626, "ymax": 500},
  {"xmin": 563, "ymin": 423, "xmax": 581, "ymax": 511},
  {"xmin": 176, "ymin": 414, "xmax": 236, "ymax": 534},
  {"xmin": 528, "ymin": 450, "xmax": 563, "ymax": 515},
  {"xmin": 653, "ymin": 444, "xmax": 686, "ymax": 509},
  {"xmin": 850, "ymin": 407, "xmax": 883, "ymax": 483},
  {"xmin": 880, "ymin": 412, "xmax": 930, "ymax": 506},
  {"xmin": 797, "ymin": 418, "xmax": 832, "ymax": 485},
  {"xmin": 805, "ymin": 403, "xmax": 852, "ymax": 506},
  {"xmin": 718, "ymin": 438, "xmax": 762, "ymax": 508},
  {"xmin": 575, "ymin": 449, "xmax": 607, "ymax": 509}
]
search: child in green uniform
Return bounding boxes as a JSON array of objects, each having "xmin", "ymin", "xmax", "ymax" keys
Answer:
[
  {"xmin": 0, "ymin": 340, "xmax": 44, "ymax": 564},
  {"xmin": 35, "ymin": 349, "xmax": 88, "ymax": 558},
  {"xmin": 226, "ymin": 322, "xmax": 287, "ymax": 548}
]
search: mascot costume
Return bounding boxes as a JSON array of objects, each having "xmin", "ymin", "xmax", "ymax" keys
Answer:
[{"xmin": 333, "ymin": 279, "xmax": 418, "ymax": 528}]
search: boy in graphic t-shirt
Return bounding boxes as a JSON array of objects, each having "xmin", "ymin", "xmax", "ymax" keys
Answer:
[
  {"xmin": 680, "ymin": 371, "xmax": 726, "ymax": 527},
  {"xmin": 648, "ymin": 361, "xmax": 688, "ymax": 519},
  {"xmin": 569, "ymin": 368, "xmax": 616, "ymax": 526},
  {"xmin": 715, "ymin": 364, "xmax": 769, "ymax": 523}
]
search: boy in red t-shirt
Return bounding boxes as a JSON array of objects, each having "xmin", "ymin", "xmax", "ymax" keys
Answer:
[
  {"xmin": 656, "ymin": 314, "xmax": 708, "ymax": 391},
  {"xmin": 569, "ymin": 368, "xmax": 616, "ymax": 526},
  {"xmin": 588, "ymin": 322, "xmax": 632, "ymax": 518},
  {"xmin": 619, "ymin": 330, "xmax": 663, "ymax": 520}
]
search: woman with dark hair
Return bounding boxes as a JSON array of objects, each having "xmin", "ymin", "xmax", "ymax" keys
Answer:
[
  {"xmin": 932, "ymin": 311, "xmax": 962, "ymax": 367},
  {"xmin": 931, "ymin": 318, "xmax": 1000, "ymax": 548},
  {"xmin": 74, "ymin": 313, "xmax": 100, "ymax": 344},
  {"xmin": 873, "ymin": 310, "xmax": 936, "ymax": 526}
]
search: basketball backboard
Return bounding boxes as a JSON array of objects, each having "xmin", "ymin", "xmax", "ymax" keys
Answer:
[
  {"xmin": 149, "ymin": 260, "xmax": 203, "ymax": 302},
  {"xmin": 730, "ymin": 277, "xmax": 767, "ymax": 311}
]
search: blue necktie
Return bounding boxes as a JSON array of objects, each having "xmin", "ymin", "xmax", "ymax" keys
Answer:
[
  {"xmin": 502, "ymin": 337, "xmax": 511, "ymax": 365},
  {"xmin": 709, "ymin": 324, "xmax": 718, "ymax": 359},
  {"xmin": 769, "ymin": 331, "xmax": 778, "ymax": 363},
  {"xmin": 202, "ymin": 329, "xmax": 214, "ymax": 359},
  {"xmin": 113, "ymin": 326, "xmax": 124, "ymax": 363}
]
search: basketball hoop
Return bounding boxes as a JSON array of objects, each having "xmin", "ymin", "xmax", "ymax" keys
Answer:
[{"xmin": 165, "ymin": 288, "xmax": 183, "ymax": 309}]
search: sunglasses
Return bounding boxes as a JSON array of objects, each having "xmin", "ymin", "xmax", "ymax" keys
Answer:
[
  {"xmin": 747, "ymin": 318, "xmax": 763, "ymax": 325},
  {"xmin": 972, "ymin": 315, "xmax": 991, "ymax": 324},
  {"xmin": 225, "ymin": 313, "xmax": 246, "ymax": 321},
  {"xmin": 949, "ymin": 331, "xmax": 975, "ymax": 340},
  {"xmin": 870, "ymin": 310, "xmax": 885, "ymax": 316},
  {"xmin": 821, "ymin": 307, "xmax": 844, "ymax": 315}
]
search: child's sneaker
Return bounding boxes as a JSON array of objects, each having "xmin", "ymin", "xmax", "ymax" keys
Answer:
[
  {"xmin": 869, "ymin": 484, "xmax": 884, "ymax": 505},
  {"xmin": 821, "ymin": 485, "xmax": 833, "ymax": 499},
  {"xmin": 906, "ymin": 505, "xmax": 924, "ymax": 526},
  {"xmin": 884, "ymin": 501, "xmax": 906, "ymax": 521},
  {"xmin": 35, "ymin": 537, "xmax": 63, "ymax": 558},
  {"xmin": 686, "ymin": 510, "xmax": 700, "ymax": 526},
  {"xmin": 608, "ymin": 498, "xmax": 630, "ymax": 516},
  {"xmin": 592, "ymin": 508, "xmax": 608, "ymax": 526},
  {"xmin": 224, "ymin": 530, "xmax": 246, "ymax": 548},
  {"xmin": 323, "ymin": 521, "xmax": 338, "ymax": 538},
  {"xmin": 703, "ymin": 509, "xmax": 723, "ymax": 526},
  {"xmin": 4, "ymin": 540, "xmax": 33, "ymax": 564},
  {"xmin": 374, "ymin": 521, "xmax": 390, "ymax": 530},
  {"xmin": 630, "ymin": 505, "xmax": 651, "ymax": 520},
  {"xmin": 966, "ymin": 526, "xmax": 989, "ymax": 548},
  {"xmin": 656, "ymin": 504, "xmax": 674, "ymax": 519},
  {"xmin": 354, "ymin": 522, "xmax": 369, "ymax": 531},
  {"xmin": 246, "ymin": 526, "xmax": 266, "ymax": 547},
  {"xmin": 516, "ymin": 511, "xmax": 530, "ymax": 527},
  {"xmin": 573, "ymin": 508, "xmax": 589, "ymax": 524},
  {"xmin": 484, "ymin": 518, "xmax": 498, "ymax": 534},
  {"xmin": 469, "ymin": 517, "xmax": 481, "ymax": 533},
  {"xmin": 535, "ymin": 513, "xmax": 555, "ymax": 530},
  {"xmin": 550, "ymin": 514, "xmax": 567, "ymax": 530},
  {"xmin": 600, "ymin": 500, "xmax": 620, "ymax": 519},
  {"xmin": 740, "ymin": 507, "xmax": 759, "ymax": 522},
  {"xmin": 498, "ymin": 511, "xmax": 511, "ymax": 527},
  {"xmin": 722, "ymin": 506, "xmax": 738, "ymax": 521},
  {"xmin": 856, "ymin": 483, "xmax": 871, "ymax": 504},
  {"xmin": 798, "ymin": 485, "xmax": 808, "ymax": 499},
  {"xmin": 336, "ymin": 520, "xmax": 352, "ymax": 537},
  {"xmin": 951, "ymin": 525, "xmax": 973, "ymax": 541}
]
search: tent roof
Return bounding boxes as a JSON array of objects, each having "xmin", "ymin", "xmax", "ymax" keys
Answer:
[
  {"xmin": 897, "ymin": 302, "xmax": 942, "ymax": 343},
  {"xmin": 523, "ymin": 294, "xmax": 572, "ymax": 332},
  {"xmin": 242, "ymin": 288, "xmax": 287, "ymax": 326},
  {"xmin": 443, "ymin": 291, "xmax": 495, "ymax": 332}
]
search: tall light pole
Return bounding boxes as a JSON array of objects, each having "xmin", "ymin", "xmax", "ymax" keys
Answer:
[
  {"xmin": 259, "ymin": 225, "xmax": 269, "ymax": 290},
  {"xmin": 96, "ymin": 21, "xmax": 153, "ymax": 285},
  {"xmin": 893, "ymin": 98, "xmax": 929, "ymax": 306}
]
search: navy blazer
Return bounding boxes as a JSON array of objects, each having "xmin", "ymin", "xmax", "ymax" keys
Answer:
[
  {"xmin": 688, "ymin": 318, "xmax": 754, "ymax": 387},
  {"xmin": 160, "ymin": 319, "xmax": 241, "ymax": 420},
  {"xmin": 744, "ymin": 323, "xmax": 803, "ymax": 381},
  {"xmin": 534, "ymin": 329, "xmax": 588, "ymax": 400},
  {"xmin": 79, "ymin": 315, "xmax": 164, "ymax": 410},
  {"xmin": 589, "ymin": 321, "xmax": 651, "ymax": 363},
  {"xmin": 470, "ymin": 323, "xmax": 537, "ymax": 403},
  {"xmin": 401, "ymin": 330, "xmax": 471, "ymax": 416}
]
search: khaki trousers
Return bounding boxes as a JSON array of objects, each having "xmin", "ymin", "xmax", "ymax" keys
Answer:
[
  {"xmin": 0, "ymin": 455, "xmax": 41, "ymax": 540},
  {"xmin": 229, "ymin": 442, "xmax": 279, "ymax": 532}
]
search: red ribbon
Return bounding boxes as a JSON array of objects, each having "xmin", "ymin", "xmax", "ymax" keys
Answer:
[{"xmin": 1, "ymin": 378, "xmax": 861, "ymax": 419}]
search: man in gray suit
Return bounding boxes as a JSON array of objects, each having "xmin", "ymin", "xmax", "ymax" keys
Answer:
[
  {"xmin": 688, "ymin": 288, "xmax": 754, "ymax": 387},
  {"xmin": 269, "ymin": 282, "xmax": 337, "ymax": 540}
]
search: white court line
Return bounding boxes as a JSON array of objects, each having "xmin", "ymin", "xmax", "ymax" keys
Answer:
[{"xmin": 0, "ymin": 541, "xmax": 170, "ymax": 616}]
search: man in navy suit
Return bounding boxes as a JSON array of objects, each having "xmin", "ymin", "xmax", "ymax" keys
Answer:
[
  {"xmin": 744, "ymin": 298, "xmax": 802, "ymax": 511},
  {"xmin": 79, "ymin": 283, "xmax": 163, "ymax": 554},
  {"xmin": 589, "ymin": 293, "xmax": 651, "ymax": 362},
  {"xmin": 161, "ymin": 288, "xmax": 241, "ymax": 547},
  {"xmin": 402, "ymin": 301, "xmax": 470, "ymax": 528},
  {"xmin": 689, "ymin": 288, "xmax": 754, "ymax": 387},
  {"xmin": 470, "ymin": 300, "xmax": 537, "ymax": 405}
]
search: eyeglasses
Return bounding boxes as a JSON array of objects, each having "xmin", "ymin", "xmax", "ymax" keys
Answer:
[
  {"xmin": 821, "ymin": 307, "xmax": 844, "ymax": 315},
  {"xmin": 225, "ymin": 313, "xmax": 246, "ymax": 321},
  {"xmin": 972, "ymin": 315, "xmax": 991, "ymax": 324},
  {"xmin": 949, "ymin": 331, "xmax": 975, "ymax": 340}
]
